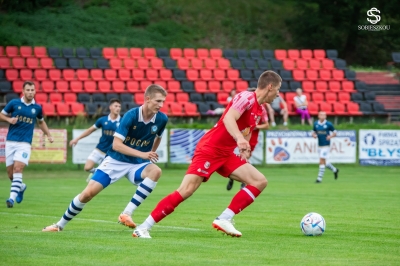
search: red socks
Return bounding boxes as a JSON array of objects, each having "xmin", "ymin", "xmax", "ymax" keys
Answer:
[
  {"xmin": 150, "ymin": 191, "xmax": 184, "ymax": 223},
  {"xmin": 228, "ymin": 185, "xmax": 261, "ymax": 214}
]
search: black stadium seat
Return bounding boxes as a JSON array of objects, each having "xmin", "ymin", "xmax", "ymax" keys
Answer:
[
  {"xmin": 189, "ymin": 92, "xmax": 203, "ymax": 103},
  {"xmin": 157, "ymin": 48, "xmax": 169, "ymax": 59},
  {"xmin": 271, "ymin": 59, "xmax": 283, "ymax": 70},
  {"xmin": 83, "ymin": 58, "xmax": 95, "ymax": 69},
  {"xmin": 100, "ymin": 102, "xmax": 109, "ymax": 116},
  {"xmin": 351, "ymin": 92, "xmax": 364, "ymax": 103},
  {"xmin": 257, "ymin": 60, "xmax": 269, "ymax": 70},
  {"xmin": 120, "ymin": 93, "xmax": 133, "ymax": 103},
  {"xmin": 106, "ymin": 93, "xmax": 119, "ymax": 102},
  {"xmin": 253, "ymin": 70, "xmax": 263, "ymax": 80},
  {"xmin": 364, "ymin": 92, "xmax": 376, "ymax": 103},
  {"xmin": 97, "ymin": 59, "xmax": 109, "ymax": 69},
  {"xmin": 164, "ymin": 58, "xmax": 177, "ymax": 69},
  {"xmin": 250, "ymin": 50, "xmax": 261, "ymax": 60},
  {"xmin": 68, "ymin": 58, "xmax": 81, "ymax": 69},
  {"xmin": 6, "ymin": 93, "xmax": 19, "ymax": 102},
  {"xmin": 230, "ymin": 59, "xmax": 243, "ymax": 69},
  {"xmin": 196, "ymin": 102, "xmax": 211, "ymax": 115},
  {"xmin": 262, "ymin": 50, "xmax": 274, "ymax": 60},
  {"xmin": 54, "ymin": 58, "xmax": 67, "ymax": 69},
  {"xmin": 92, "ymin": 93, "xmax": 106, "ymax": 103},
  {"xmin": 360, "ymin": 102, "xmax": 374, "ymax": 115},
  {"xmin": 280, "ymin": 81, "xmax": 290, "ymax": 92},
  {"xmin": 392, "ymin": 52, "xmax": 400, "ymax": 63},
  {"xmin": 236, "ymin": 49, "xmax": 248, "ymax": 60},
  {"xmin": 89, "ymin": 48, "xmax": 102, "ymax": 58},
  {"xmin": 76, "ymin": 47, "xmax": 88, "ymax": 58},
  {"xmin": 335, "ymin": 59, "xmax": 347, "ymax": 70},
  {"xmin": 326, "ymin": 49, "xmax": 338, "ymax": 59},
  {"xmin": 345, "ymin": 70, "xmax": 356, "ymax": 80},
  {"xmin": 48, "ymin": 47, "xmax": 60, "ymax": 58},
  {"xmin": 290, "ymin": 81, "xmax": 301, "ymax": 91},
  {"xmin": 355, "ymin": 81, "xmax": 368, "ymax": 92},
  {"xmin": 223, "ymin": 49, "xmax": 235, "ymax": 59},
  {"xmin": 173, "ymin": 70, "xmax": 186, "ymax": 81},
  {"xmin": 78, "ymin": 93, "xmax": 91, "ymax": 103},
  {"xmin": 240, "ymin": 70, "xmax": 253, "ymax": 81},
  {"xmin": 62, "ymin": 48, "xmax": 75, "ymax": 58},
  {"xmin": 203, "ymin": 93, "xmax": 216, "ymax": 102},
  {"xmin": 372, "ymin": 102, "xmax": 386, "ymax": 115},
  {"xmin": 244, "ymin": 59, "xmax": 257, "ymax": 70},
  {"xmin": 0, "ymin": 69, "xmax": 4, "ymax": 80},
  {"xmin": 85, "ymin": 103, "xmax": 98, "ymax": 116},
  {"xmin": 279, "ymin": 70, "xmax": 292, "ymax": 81},
  {"xmin": 209, "ymin": 102, "xmax": 224, "ymax": 110},
  {"xmin": 126, "ymin": 102, "xmax": 139, "ymax": 110},
  {"xmin": 249, "ymin": 80, "xmax": 258, "ymax": 88},
  {"xmin": 0, "ymin": 81, "xmax": 12, "ymax": 93},
  {"xmin": 181, "ymin": 81, "xmax": 194, "ymax": 92}
]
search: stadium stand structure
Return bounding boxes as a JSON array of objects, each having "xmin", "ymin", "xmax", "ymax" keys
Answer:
[{"xmin": 0, "ymin": 45, "xmax": 398, "ymax": 120}]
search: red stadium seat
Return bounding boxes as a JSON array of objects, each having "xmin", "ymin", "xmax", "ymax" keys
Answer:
[
  {"xmin": 41, "ymin": 103, "xmax": 56, "ymax": 116},
  {"xmin": 104, "ymin": 69, "xmax": 117, "ymax": 81},
  {"xmin": 338, "ymin": 92, "xmax": 350, "ymax": 102},
  {"xmin": 143, "ymin": 48, "xmax": 156, "ymax": 59},
  {"xmin": 328, "ymin": 81, "xmax": 341, "ymax": 92},
  {"xmin": 118, "ymin": 69, "xmax": 130, "ymax": 81},
  {"xmin": 70, "ymin": 81, "xmax": 83, "ymax": 93},
  {"xmin": 187, "ymin": 69, "xmax": 199, "ymax": 81},
  {"xmin": 319, "ymin": 70, "xmax": 331, "ymax": 81},
  {"xmin": 84, "ymin": 81, "xmax": 97, "ymax": 93},
  {"xmin": 170, "ymin": 102, "xmax": 184, "ymax": 116},
  {"xmin": 325, "ymin": 92, "xmax": 337, "ymax": 103},
  {"xmin": 103, "ymin": 47, "xmax": 115, "ymax": 59},
  {"xmin": 49, "ymin": 93, "xmax": 63, "ymax": 103},
  {"xmin": 285, "ymin": 92, "xmax": 296, "ymax": 104},
  {"xmin": 56, "ymin": 103, "xmax": 71, "ymax": 116},
  {"xmin": 110, "ymin": 58, "xmax": 122, "ymax": 69},
  {"xmin": 292, "ymin": 70, "xmax": 305, "ymax": 81},
  {"xmin": 146, "ymin": 69, "xmax": 158, "ymax": 81},
  {"xmin": 319, "ymin": 102, "xmax": 334, "ymax": 115},
  {"xmin": 190, "ymin": 58, "xmax": 203, "ymax": 70},
  {"xmin": 274, "ymin": 49, "xmax": 287, "ymax": 60},
  {"xmin": 227, "ymin": 69, "xmax": 239, "ymax": 81},
  {"xmin": 135, "ymin": 93, "xmax": 145, "ymax": 104},
  {"xmin": 77, "ymin": 69, "xmax": 89, "ymax": 81},
  {"xmin": 217, "ymin": 92, "xmax": 230, "ymax": 105},
  {"xmin": 313, "ymin": 49, "xmax": 326, "ymax": 60},
  {"xmin": 305, "ymin": 70, "xmax": 318, "ymax": 81},
  {"xmin": 12, "ymin": 57, "xmax": 25, "ymax": 69},
  {"xmin": 6, "ymin": 46, "xmax": 19, "ymax": 57},
  {"xmin": 35, "ymin": 93, "xmax": 48, "ymax": 104},
  {"xmin": 165, "ymin": 93, "xmax": 175, "ymax": 103},
  {"xmin": 34, "ymin": 69, "xmax": 47, "ymax": 81},
  {"xmin": 208, "ymin": 81, "xmax": 221, "ymax": 92},
  {"xmin": 315, "ymin": 81, "xmax": 328, "ymax": 92},
  {"xmin": 213, "ymin": 69, "xmax": 225, "ymax": 81},
  {"xmin": 90, "ymin": 69, "xmax": 104, "ymax": 81},
  {"xmin": 309, "ymin": 59, "xmax": 321, "ymax": 70},
  {"xmin": 332, "ymin": 70, "xmax": 344, "ymax": 81},
  {"xmin": 217, "ymin": 58, "xmax": 230, "ymax": 69},
  {"xmin": 62, "ymin": 69, "xmax": 75, "ymax": 81},
  {"xmin": 177, "ymin": 58, "xmax": 189, "ymax": 70},
  {"xmin": 42, "ymin": 81, "xmax": 55, "ymax": 93},
  {"xmin": 56, "ymin": 81, "xmax": 69, "ymax": 92},
  {"xmin": 70, "ymin": 102, "xmax": 85, "ymax": 116},
  {"xmin": 20, "ymin": 46, "xmax": 33, "ymax": 57},
  {"xmin": 150, "ymin": 58, "xmax": 163, "ymax": 69},
  {"xmin": 332, "ymin": 102, "xmax": 346, "ymax": 115},
  {"xmin": 197, "ymin": 49, "xmax": 209, "ymax": 59},
  {"xmin": 130, "ymin": 48, "xmax": 142, "ymax": 59},
  {"xmin": 160, "ymin": 103, "xmax": 169, "ymax": 114},
  {"xmin": 308, "ymin": 102, "xmax": 319, "ymax": 115},
  {"xmin": 112, "ymin": 81, "xmax": 126, "ymax": 93},
  {"xmin": 0, "ymin": 57, "xmax": 10, "ymax": 68},
  {"xmin": 283, "ymin": 59, "xmax": 295, "ymax": 70},
  {"xmin": 116, "ymin": 48, "xmax": 129, "ymax": 59},
  {"xmin": 167, "ymin": 81, "xmax": 181, "ymax": 92},
  {"xmin": 200, "ymin": 69, "xmax": 212, "ymax": 81},
  {"xmin": 48, "ymin": 69, "xmax": 61, "ymax": 81},
  {"xmin": 40, "ymin": 58, "xmax": 53, "ymax": 69},
  {"xmin": 182, "ymin": 102, "xmax": 200, "ymax": 116},
  {"xmin": 20, "ymin": 69, "xmax": 33, "ymax": 80},
  {"xmin": 183, "ymin": 48, "xmax": 196, "ymax": 59},
  {"xmin": 342, "ymin": 81, "xmax": 355, "ymax": 92},
  {"xmin": 312, "ymin": 92, "xmax": 324, "ymax": 103},
  {"xmin": 204, "ymin": 58, "xmax": 216, "ymax": 70},
  {"xmin": 222, "ymin": 81, "xmax": 235, "ymax": 92},
  {"xmin": 98, "ymin": 81, "xmax": 111, "ymax": 93},
  {"xmin": 296, "ymin": 59, "xmax": 308, "ymax": 70},
  {"xmin": 127, "ymin": 81, "xmax": 139, "ymax": 92},
  {"xmin": 6, "ymin": 69, "xmax": 18, "ymax": 81},
  {"xmin": 195, "ymin": 81, "xmax": 208, "ymax": 93},
  {"xmin": 236, "ymin": 81, "xmax": 248, "ymax": 92},
  {"xmin": 288, "ymin": 49, "xmax": 300, "ymax": 60},
  {"xmin": 346, "ymin": 102, "xmax": 362, "ymax": 115},
  {"xmin": 12, "ymin": 81, "xmax": 24, "ymax": 93},
  {"xmin": 176, "ymin": 92, "xmax": 189, "ymax": 103},
  {"xmin": 300, "ymin": 49, "xmax": 312, "ymax": 60},
  {"xmin": 170, "ymin": 48, "xmax": 182, "ymax": 60},
  {"xmin": 153, "ymin": 81, "xmax": 167, "ymax": 90},
  {"xmin": 210, "ymin": 49, "xmax": 222, "ymax": 59},
  {"xmin": 140, "ymin": 81, "xmax": 152, "ymax": 91},
  {"xmin": 132, "ymin": 69, "xmax": 145, "ymax": 81},
  {"xmin": 159, "ymin": 69, "xmax": 172, "ymax": 81},
  {"xmin": 136, "ymin": 58, "xmax": 149, "ymax": 69},
  {"xmin": 302, "ymin": 81, "xmax": 314, "ymax": 92},
  {"xmin": 34, "ymin": 47, "xmax": 47, "ymax": 58},
  {"xmin": 322, "ymin": 59, "xmax": 334, "ymax": 70},
  {"xmin": 123, "ymin": 59, "xmax": 136, "ymax": 69},
  {"xmin": 26, "ymin": 58, "xmax": 39, "ymax": 69}
]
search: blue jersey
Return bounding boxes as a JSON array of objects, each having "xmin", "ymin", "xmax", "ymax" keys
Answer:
[
  {"xmin": 1, "ymin": 98, "xmax": 43, "ymax": 144},
  {"xmin": 108, "ymin": 106, "xmax": 168, "ymax": 164},
  {"xmin": 93, "ymin": 115, "xmax": 121, "ymax": 153},
  {"xmin": 313, "ymin": 120, "xmax": 336, "ymax": 147}
]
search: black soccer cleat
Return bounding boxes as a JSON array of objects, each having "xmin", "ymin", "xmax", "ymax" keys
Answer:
[
  {"xmin": 226, "ymin": 178, "xmax": 234, "ymax": 191},
  {"xmin": 334, "ymin": 169, "xmax": 339, "ymax": 180},
  {"xmin": 315, "ymin": 179, "xmax": 322, "ymax": 183}
]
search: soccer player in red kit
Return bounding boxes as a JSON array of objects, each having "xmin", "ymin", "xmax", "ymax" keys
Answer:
[{"xmin": 133, "ymin": 71, "xmax": 282, "ymax": 238}]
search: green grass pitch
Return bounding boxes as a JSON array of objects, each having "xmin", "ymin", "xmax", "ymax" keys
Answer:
[{"xmin": 0, "ymin": 165, "xmax": 399, "ymax": 266}]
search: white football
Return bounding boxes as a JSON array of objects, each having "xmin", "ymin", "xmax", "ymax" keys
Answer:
[{"xmin": 300, "ymin": 212, "xmax": 326, "ymax": 236}]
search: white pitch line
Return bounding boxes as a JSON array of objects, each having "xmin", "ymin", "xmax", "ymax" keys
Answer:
[{"xmin": 0, "ymin": 212, "xmax": 204, "ymax": 231}]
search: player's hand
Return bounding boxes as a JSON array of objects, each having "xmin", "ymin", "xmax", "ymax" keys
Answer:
[
  {"xmin": 47, "ymin": 135, "xmax": 54, "ymax": 143},
  {"xmin": 326, "ymin": 136, "xmax": 331, "ymax": 141},
  {"xmin": 8, "ymin": 117, "xmax": 17, "ymax": 125},
  {"xmin": 239, "ymin": 149, "xmax": 251, "ymax": 162},
  {"xmin": 312, "ymin": 133, "xmax": 317, "ymax": 138},
  {"xmin": 142, "ymin": 151, "xmax": 159, "ymax": 163},
  {"xmin": 69, "ymin": 139, "xmax": 78, "ymax": 147},
  {"xmin": 236, "ymin": 135, "xmax": 250, "ymax": 154}
]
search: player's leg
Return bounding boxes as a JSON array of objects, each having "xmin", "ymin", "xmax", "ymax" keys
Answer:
[
  {"xmin": 119, "ymin": 163, "xmax": 162, "ymax": 228},
  {"xmin": 84, "ymin": 159, "xmax": 96, "ymax": 173},
  {"xmin": 324, "ymin": 147, "xmax": 339, "ymax": 179},
  {"xmin": 281, "ymin": 109, "xmax": 288, "ymax": 126},
  {"xmin": 226, "ymin": 178, "xmax": 234, "ymax": 191},
  {"xmin": 268, "ymin": 106, "xmax": 276, "ymax": 127},
  {"xmin": 85, "ymin": 149, "xmax": 106, "ymax": 181},
  {"xmin": 316, "ymin": 147, "xmax": 328, "ymax": 183}
]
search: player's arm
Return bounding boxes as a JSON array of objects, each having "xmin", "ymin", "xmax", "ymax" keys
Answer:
[
  {"xmin": 223, "ymin": 108, "xmax": 249, "ymax": 151},
  {"xmin": 312, "ymin": 124, "xmax": 317, "ymax": 138},
  {"xmin": 281, "ymin": 98, "xmax": 288, "ymax": 111},
  {"xmin": 69, "ymin": 126, "xmax": 97, "ymax": 147},
  {"xmin": 151, "ymin": 137, "xmax": 162, "ymax": 152},
  {"xmin": 327, "ymin": 124, "xmax": 337, "ymax": 140},
  {"xmin": 256, "ymin": 122, "xmax": 269, "ymax": 130},
  {"xmin": 0, "ymin": 102, "xmax": 17, "ymax": 124},
  {"xmin": 37, "ymin": 120, "xmax": 54, "ymax": 143}
]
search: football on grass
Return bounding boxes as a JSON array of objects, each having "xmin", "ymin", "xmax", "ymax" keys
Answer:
[{"xmin": 300, "ymin": 212, "xmax": 325, "ymax": 236}]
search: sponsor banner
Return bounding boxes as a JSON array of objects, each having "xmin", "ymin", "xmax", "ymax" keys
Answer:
[
  {"xmin": 170, "ymin": 129, "xmax": 206, "ymax": 163},
  {"xmin": 0, "ymin": 128, "xmax": 67, "ymax": 163},
  {"xmin": 266, "ymin": 130, "xmax": 356, "ymax": 164},
  {"xmin": 72, "ymin": 129, "xmax": 168, "ymax": 164},
  {"xmin": 359, "ymin": 130, "xmax": 400, "ymax": 166}
]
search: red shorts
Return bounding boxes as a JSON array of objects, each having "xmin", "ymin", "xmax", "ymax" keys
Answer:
[{"xmin": 186, "ymin": 148, "xmax": 247, "ymax": 182}]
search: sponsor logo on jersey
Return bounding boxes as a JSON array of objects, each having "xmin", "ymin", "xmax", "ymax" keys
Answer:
[
  {"xmin": 197, "ymin": 168, "xmax": 208, "ymax": 175},
  {"xmin": 105, "ymin": 122, "xmax": 108, "ymax": 125},
  {"xmin": 151, "ymin": 125, "xmax": 158, "ymax": 134},
  {"xmin": 22, "ymin": 152, "xmax": 28, "ymax": 158},
  {"xmin": 116, "ymin": 122, "xmax": 120, "ymax": 127},
  {"xmin": 31, "ymin": 108, "xmax": 36, "ymax": 114},
  {"xmin": 204, "ymin": 161, "xmax": 210, "ymax": 169},
  {"xmin": 18, "ymin": 106, "xmax": 21, "ymax": 110}
]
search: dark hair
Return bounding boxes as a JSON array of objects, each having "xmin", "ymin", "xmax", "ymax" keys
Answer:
[
  {"xmin": 23, "ymin": 81, "xmax": 35, "ymax": 90},
  {"xmin": 109, "ymin": 98, "xmax": 121, "ymax": 105},
  {"xmin": 257, "ymin": 70, "xmax": 282, "ymax": 89}
]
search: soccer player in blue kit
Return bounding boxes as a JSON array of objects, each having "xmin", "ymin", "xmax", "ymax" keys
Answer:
[
  {"xmin": 312, "ymin": 111, "xmax": 339, "ymax": 183},
  {"xmin": 43, "ymin": 85, "xmax": 168, "ymax": 231},
  {"xmin": 69, "ymin": 98, "xmax": 121, "ymax": 180},
  {"xmin": 0, "ymin": 81, "xmax": 53, "ymax": 208}
]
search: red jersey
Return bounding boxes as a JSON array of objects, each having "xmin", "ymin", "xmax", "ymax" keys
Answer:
[
  {"xmin": 196, "ymin": 91, "xmax": 266, "ymax": 154},
  {"xmin": 249, "ymin": 103, "xmax": 268, "ymax": 151}
]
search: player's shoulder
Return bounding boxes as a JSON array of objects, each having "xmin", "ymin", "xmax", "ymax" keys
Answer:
[
  {"xmin": 326, "ymin": 121, "xmax": 334, "ymax": 127},
  {"xmin": 156, "ymin": 111, "xmax": 168, "ymax": 123},
  {"xmin": 122, "ymin": 106, "xmax": 140, "ymax": 120},
  {"xmin": 7, "ymin": 99, "xmax": 19, "ymax": 106},
  {"xmin": 33, "ymin": 102, "xmax": 42, "ymax": 110}
]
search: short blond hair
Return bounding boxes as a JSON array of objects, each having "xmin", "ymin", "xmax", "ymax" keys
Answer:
[{"xmin": 144, "ymin": 84, "xmax": 167, "ymax": 98}]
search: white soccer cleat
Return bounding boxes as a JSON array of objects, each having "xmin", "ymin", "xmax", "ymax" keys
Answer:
[
  {"xmin": 132, "ymin": 227, "xmax": 152, "ymax": 238},
  {"xmin": 42, "ymin": 224, "xmax": 63, "ymax": 232},
  {"xmin": 212, "ymin": 219, "xmax": 242, "ymax": 237}
]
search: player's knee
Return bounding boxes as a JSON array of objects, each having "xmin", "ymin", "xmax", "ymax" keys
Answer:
[
  {"xmin": 177, "ymin": 186, "xmax": 195, "ymax": 199},
  {"xmin": 249, "ymin": 175, "xmax": 267, "ymax": 190},
  {"xmin": 151, "ymin": 166, "xmax": 162, "ymax": 179},
  {"xmin": 13, "ymin": 166, "xmax": 23, "ymax": 173},
  {"xmin": 79, "ymin": 190, "xmax": 95, "ymax": 203}
]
